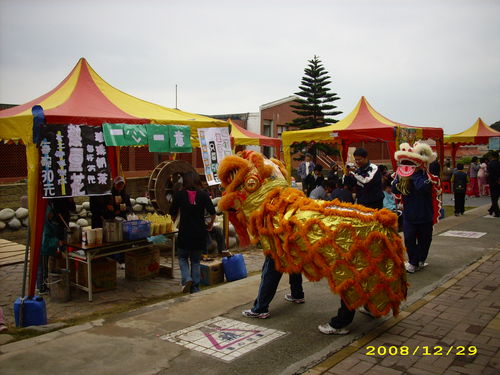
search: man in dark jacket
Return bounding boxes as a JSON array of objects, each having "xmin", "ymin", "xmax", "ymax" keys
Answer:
[
  {"xmin": 392, "ymin": 168, "xmax": 434, "ymax": 273},
  {"xmin": 304, "ymin": 165, "xmax": 324, "ymax": 197},
  {"xmin": 352, "ymin": 148, "xmax": 384, "ymax": 209}
]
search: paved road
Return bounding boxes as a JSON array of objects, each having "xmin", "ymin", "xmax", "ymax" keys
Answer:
[{"xmin": 0, "ymin": 203, "xmax": 498, "ymax": 375}]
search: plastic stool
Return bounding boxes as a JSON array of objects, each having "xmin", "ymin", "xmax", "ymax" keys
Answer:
[{"xmin": 442, "ymin": 181, "xmax": 451, "ymax": 194}]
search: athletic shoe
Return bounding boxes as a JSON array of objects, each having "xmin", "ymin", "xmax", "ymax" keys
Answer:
[
  {"xmin": 405, "ymin": 262, "xmax": 417, "ymax": 274},
  {"xmin": 242, "ymin": 309, "xmax": 270, "ymax": 319},
  {"xmin": 358, "ymin": 305, "xmax": 377, "ymax": 318},
  {"xmin": 284, "ymin": 294, "xmax": 305, "ymax": 304},
  {"xmin": 181, "ymin": 280, "xmax": 193, "ymax": 293},
  {"xmin": 0, "ymin": 324, "xmax": 7, "ymax": 333},
  {"xmin": 418, "ymin": 261, "xmax": 429, "ymax": 269},
  {"xmin": 318, "ymin": 323, "xmax": 349, "ymax": 335}
]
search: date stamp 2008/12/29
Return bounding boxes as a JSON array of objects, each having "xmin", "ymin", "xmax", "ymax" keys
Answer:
[{"xmin": 365, "ymin": 345, "xmax": 477, "ymax": 356}]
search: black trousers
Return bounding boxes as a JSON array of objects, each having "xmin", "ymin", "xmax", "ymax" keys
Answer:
[
  {"xmin": 489, "ymin": 184, "xmax": 499, "ymax": 216},
  {"xmin": 404, "ymin": 221, "xmax": 433, "ymax": 266},
  {"xmin": 330, "ymin": 299, "xmax": 355, "ymax": 328},
  {"xmin": 454, "ymin": 192, "xmax": 465, "ymax": 214}
]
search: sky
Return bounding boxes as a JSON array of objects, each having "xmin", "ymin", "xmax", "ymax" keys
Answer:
[{"xmin": 0, "ymin": 0, "xmax": 499, "ymax": 134}]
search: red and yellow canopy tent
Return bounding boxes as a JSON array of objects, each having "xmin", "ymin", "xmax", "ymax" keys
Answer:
[
  {"xmin": 444, "ymin": 117, "xmax": 500, "ymax": 167},
  {"xmin": 229, "ymin": 118, "xmax": 281, "ymax": 155},
  {"xmin": 282, "ymin": 96, "xmax": 444, "ymax": 175},
  {"xmin": 0, "ymin": 58, "xmax": 228, "ymax": 297}
]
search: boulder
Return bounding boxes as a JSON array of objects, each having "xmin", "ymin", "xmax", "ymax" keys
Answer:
[
  {"xmin": 76, "ymin": 218, "xmax": 89, "ymax": 227},
  {"xmin": 133, "ymin": 204, "xmax": 144, "ymax": 212},
  {"xmin": 7, "ymin": 217, "xmax": 22, "ymax": 230},
  {"xmin": 22, "ymin": 217, "xmax": 29, "ymax": 227},
  {"xmin": 0, "ymin": 221, "xmax": 6, "ymax": 231},
  {"xmin": 136, "ymin": 197, "xmax": 149, "ymax": 205},
  {"xmin": 0, "ymin": 208, "xmax": 15, "ymax": 221},
  {"xmin": 69, "ymin": 222, "xmax": 79, "ymax": 228},
  {"xmin": 15, "ymin": 207, "xmax": 29, "ymax": 219},
  {"xmin": 145, "ymin": 205, "xmax": 155, "ymax": 212},
  {"xmin": 78, "ymin": 209, "xmax": 87, "ymax": 218},
  {"xmin": 130, "ymin": 198, "xmax": 136, "ymax": 206},
  {"xmin": 70, "ymin": 215, "xmax": 78, "ymax": 222},
  {"xmin": 82, "ymin": 202, "xmax": 91, "ymax": 210},
  {"xmin": 75, "ymin": 204, "xmax": 83, "ymax": 213}
]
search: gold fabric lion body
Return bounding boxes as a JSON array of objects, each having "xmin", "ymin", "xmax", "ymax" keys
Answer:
[{"xmin": 218, "ymin": 151, "xmax": 407, "ymax": 316}]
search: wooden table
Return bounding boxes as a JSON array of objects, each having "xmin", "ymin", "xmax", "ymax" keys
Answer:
[{"xmin": 66, "ymin": 232, "xmax": 177, "ymax": 301}]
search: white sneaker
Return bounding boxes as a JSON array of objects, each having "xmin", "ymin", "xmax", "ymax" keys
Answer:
[
  {"xmin": 405, "ymin": 262, "xmax": 417, "ymax": 273},
  {"xmin": 284, "ymin": 293, "xmax": 305, "ymax": 304},
  {"xmin": 318, "ymin": 323, "xmax": 349, "ymax": 335},
  {"xmin": 358, "ymin": 305, "xmax": 377, "ymax": 318},
  {"xmin": 418, "ymin": 261, "xmax": 429, "ymax": 269},
  {"xmin": 242, "ymin": 310, "xmax": 270, "ymax": 319}
]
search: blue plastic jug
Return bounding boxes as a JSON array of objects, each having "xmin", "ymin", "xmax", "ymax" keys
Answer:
[
  {"xmin": 14, "ymin": 296, "xmax": 47, "ymax": 327},
  {"xmin": 222, "ymin": 254, "xmax": 247, "ymax": 281}
]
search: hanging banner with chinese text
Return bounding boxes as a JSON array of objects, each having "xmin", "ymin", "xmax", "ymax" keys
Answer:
[
  {"xmin": 168, "ymin": 125, "xmax": 192, "ymax": 153},
  {"xmin": 102, "ymin": 123, "xmax": 148, "ymax": 146},
  {"xmin": 197, "ymin": 127, "xmax": 232, "ymax": 186},
  {"xmin": 147, "ymin": 124, "xmax": 170, "ymax": 152},
  {"xmin": 39, "ymin": 124, "xmax": 111, "ymax": 198}
]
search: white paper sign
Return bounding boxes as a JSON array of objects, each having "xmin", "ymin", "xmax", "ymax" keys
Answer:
[
  {"xmin": 197, "ymin": 127, "xmax": 232, "ymax": 186},
  {"xmin": 439, "ymin": 231, "xmax": 487, "ymax": 239},
  {"xmin": 153, "ymin": 134, "xmax": 165, "ymax": 141}
]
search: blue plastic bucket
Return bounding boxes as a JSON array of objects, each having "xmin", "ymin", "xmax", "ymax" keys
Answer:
[{"xmin": 222, "ymin": 254, "xmax": 247, "ymax": 281}]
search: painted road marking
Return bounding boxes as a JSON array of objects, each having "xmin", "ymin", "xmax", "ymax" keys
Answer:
[
  {"xmin": 161, "ymin": 317, "xmax": 287, "ymax": 362},
  {"xmin": 439, "ymin": 230, "xmax": 487, "ymax": 239}
]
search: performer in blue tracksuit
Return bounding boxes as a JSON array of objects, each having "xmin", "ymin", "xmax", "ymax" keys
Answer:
[{"xmin": 392, "ymin": 168, "xmax": 434, "ymax": 273}]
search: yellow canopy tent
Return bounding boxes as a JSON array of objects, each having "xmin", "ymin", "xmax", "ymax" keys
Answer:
[
  {"xmin": 0, "ymin": 58, "xmax": 228, "ymax": 296},
  {"xmin": 229, "ymin": 119, "xmax": 281, "ymax": 156},
  {"xmin": 282, "ymin": 96, "xmax": 444, "ymax": 175},
  {"xmin": 444, "ymin": 117, "xmax": 500, "ymax": 167}
]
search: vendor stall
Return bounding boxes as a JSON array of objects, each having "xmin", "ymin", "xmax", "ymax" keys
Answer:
[
  {"xmin": 0, "ymin": 58, "xmax": 229, "ymax": 298},
  {"xmin": 282, "ymin": 96, "xmax": 444, "ymax": 174},
  {"xmin": 444, "ymin": 117, "xmax": 500, "ymax": 167},
  {"xmin": 229, "ymin": 119, "xmax": 282, "ymax": 157}
]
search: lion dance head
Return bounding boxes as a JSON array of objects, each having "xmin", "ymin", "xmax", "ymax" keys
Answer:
[{"xmin": 218, "ymin": 150, "xmax": 288, "ymax": 246}]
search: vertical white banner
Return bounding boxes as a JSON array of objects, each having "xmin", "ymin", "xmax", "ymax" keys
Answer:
[{"xmin": 197, "ymin": 127, "xmax": 232, "ymax": 186}]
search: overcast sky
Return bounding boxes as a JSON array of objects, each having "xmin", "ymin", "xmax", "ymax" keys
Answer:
[{"xmin": 1, "ymin": 0, "xmax": 499, "ymax": 134}]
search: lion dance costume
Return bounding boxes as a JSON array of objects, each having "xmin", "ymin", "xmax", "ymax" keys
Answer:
[{"xmin": 218, "ymin": 151, "xmax": 407, "ymax": 317}]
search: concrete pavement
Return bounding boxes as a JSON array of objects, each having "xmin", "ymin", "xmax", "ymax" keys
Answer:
[{"xmin": 0, "ymin": 202, "xmax": 499, "ymax": 375}]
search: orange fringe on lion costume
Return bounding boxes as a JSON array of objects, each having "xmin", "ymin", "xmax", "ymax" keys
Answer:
[{"xmin": 218, "ymin": 151, "xmax": 407, "ymax": 317}]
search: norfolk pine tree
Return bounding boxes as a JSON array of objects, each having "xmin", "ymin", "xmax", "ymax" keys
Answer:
[{"xmin": 289, "ymin": 56, "xmax": 342, "ymax": 158}]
